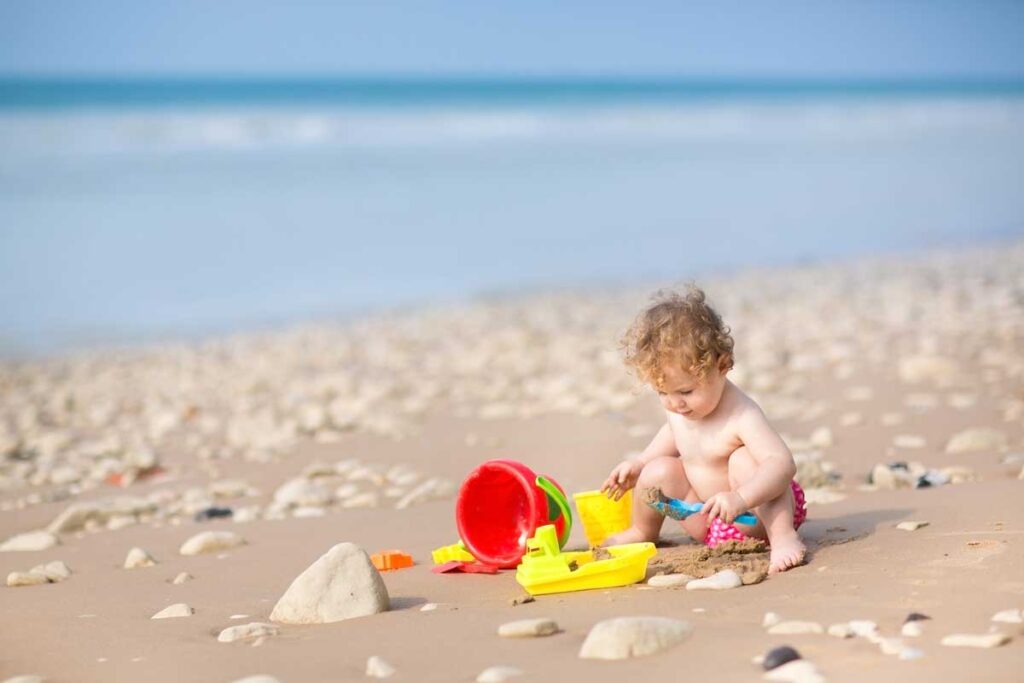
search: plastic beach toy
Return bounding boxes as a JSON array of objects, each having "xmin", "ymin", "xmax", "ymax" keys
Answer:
[
  {"xmin": 431, "ymin": 540, "xmax": 476, "ymax": 565},
  {"xmin": 371, "ymin": 550, "xmax": 414, "ymax": 572},
  {"xmin": 573, "ymin": 490, "xmax": 632, "ymax": 546},
  {"xmin": 646, "ymin": 490, "xmax": 758, "ymax": 526},
  {"xmin": 515, "ymin": 524, "xmax": 656, "ymax": 596},
  {"xmin": 456, "ymin": 460, "xmax": 572, "ymax": 569}
]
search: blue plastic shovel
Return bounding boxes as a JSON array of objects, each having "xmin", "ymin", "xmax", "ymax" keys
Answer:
[{"xmin": 646, "ymin": 490, "xmax": 758, "ymax": 526}]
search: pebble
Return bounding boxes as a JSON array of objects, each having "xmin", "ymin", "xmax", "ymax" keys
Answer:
[
  {"xmin": 365, "ymin": 656, "xmax": 396, "ymax": 679},
  {"xmin": 768, "ymin": 621, "xmax": 824, "ymax": 635},
  {"xmin": 848, "ymin": 620, "xmax": 879, "ymax": 637},
  {"xmin": 945, "ymin": 428, "xmax": 1008, "ymax": 454},
  {"xmin": 124, "ymin": 547, "xmax": 157, "ymax": 569},
  {"xmin": 898, "ymin": 647, "xmax": 924, "ymax": 660},
  {"xmin": 763, "ymin": 659, "xmax": 825, "ymax": 683},
  {"xmin": 420, "ymin": 603, "xmax": 438, "ymax": 612},
  {"xmin": 218, "ymin": 622, "xmax": 280, "ymax": 643},
  {"xmin": 893, "ymin": 434, "xmax": 926, "ymax": 448},
  {"xmin": 172, "ymin": 572, "xmax": 193, "ymax": 584},
  {"xmin": 686, "ymin": 569, "xmax": 742, "ymax": 591},
  {"xmin": 7, "ymin": 572, "xmax": 49, "ymax": 587},
  {"xmin": 497, "ymin": 618, "xmax": 559, "ymax": 638},
  {"xmin": 762, "ymin": 645, "xmax": 801, "ymax": 671},
  {"xmin": 0, "ymin": 530, "xmax": 59, "ymax": 552},
  {"xmin": 476, "ymin": 666, "xmax": 523, "ymax": 683},
  {"xmin": 2, "ymin": 677, "xmax": 45, "ymax": 683},
  {"xmin": 991, "ymin": 608, "xmax": 1023, "ymax": 624},
  {"xmin": 151, "ymin": 603, "xmax": 194, "ymax": 619},
  {"xmin": 802, "ymin": 489, "xmax": 846, "ymax": 504},
  {"xmin": 941, "ymin": 633, "xmax": 1011, "ymax": 648},
  {"xmin": 762, "ymin": 612, "xmax": 782, "ymax": 628},
  {"xmin": 579, "ymin": 617, "xmax": 692, "ymax": 659},
  {"xmin": 896, "ymin": 521, "xmax": 929, "ymax": 531},
  {"xmin": 647, "ymin": 573, "xmax": 694, "ymax": 588},
  {"xmin": 230, "ymin": 677, "xmax": 282, "ymax": 683},
  {"xmin": 827, "ymin": 623, "xmax": 854, "ymax": 638},
  {"xmin": 898, "ymin": 355, "xmax": 957, "ymax": 384},
  {"xmin": 179, "ymin": 530, "xmax": 246, "ymax": 556},
  {"xmin": 901, "ymin": 622, "xmax": 923, "ymax": 637}
]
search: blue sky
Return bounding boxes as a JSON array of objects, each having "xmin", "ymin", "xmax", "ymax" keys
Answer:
[{"xmin": 1, "ymin": 1, "xmax": 1023, "ymax": 78}]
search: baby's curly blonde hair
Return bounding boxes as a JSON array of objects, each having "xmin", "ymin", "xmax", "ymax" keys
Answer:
[{"xmin": 621, "ymin": 286, "xmax": 734, "ymax": 388}]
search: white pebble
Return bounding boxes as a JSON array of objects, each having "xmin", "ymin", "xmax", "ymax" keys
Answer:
[
  {"xmin": 768, "ymin": 621, "xmax": 824, "ymax": 635},
  {"xmin": 420, "ymin": 603, "xmax": 438, "ymax": 612},
  {"xmin": 179, "ymin": 530, "xmax": 245, "ymax": 556},
  {"xmin": 686, "ymin": 569, "xmax": 742, "ymax": 591},
  {"xmin": 151, "ymin": 603, "xmax": 194, "ymax": 619},
  {"xmin": 476, "ymin": 666, "xmax": 523, "ymax": 683},
  {"xmin": 218, "ymin": 622, "xmax": 279, "ymax": 643},
  {"xmin": 763, "ymin": 659, "xmax": 825, "ymax": 683},
  {"xmin": 762, "ymin": 612, "xmax": 782, "ymax": 628},
  {"xmin": 497, "ymin": 618, "xmax": 559, "ymax": 638},
  {"xmin": 827, "ymin": 623, "xmax": 854, "ymax": 638},
  {"xmin": 991, "ymin": 609, "xmax": 1023, "ymax": 624},
  {"xmin": 124, "ymin": 547, "xmax": 157, "ymax": 569},
  {"xmin": 172, "ymin": 572, "xmax": 193, "ymax": 584},
  {"xmin": 901, "ymin": 621, "xmax": 924, "ymax": 637},
  {"xmin": 941, "ymin": 633, "xmax": 1011, "ymax": 648},
  {"xmin": 579, "ymin": 617, "xmax": 692, "ymax": 659},
  {"xmin": 366, "ymin": 655, "xmax": 396, "ymax": 679},
  {"xmin": 896, "ymin": 521, "xmax": 929, "ymax": 531},
  {"xmin": 647, "ymin": 573, "xmax": 694, "ymax": 588}
]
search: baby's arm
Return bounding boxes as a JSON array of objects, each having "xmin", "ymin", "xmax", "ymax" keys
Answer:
[
  {"xmin": 601, "ymin": 423, "xmax": 679, "ymax": 500},
  {"xmin": 732, "ymin": 406, "xmax": 797, "ymax": 509}
]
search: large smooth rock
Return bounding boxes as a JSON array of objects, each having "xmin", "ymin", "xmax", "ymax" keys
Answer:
[
  {"xmin": 179, "ymin": 531, "xmax": 246, "ymax": 556},
  {"xmin": 579, "ymin": 617, "xmax": 692, "ymax": 660},
  {"xmin": 269, "ymin": 542, "xmax": 389, "ymax": 624},
  {"xmin": 0, "ymin": 530, "xmax": 59, "ymax": 552}
]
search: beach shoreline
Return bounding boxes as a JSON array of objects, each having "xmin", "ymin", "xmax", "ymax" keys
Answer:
[{"xmin": 2, "ymin": 242, "xmax": 1023, "ymax": 682}]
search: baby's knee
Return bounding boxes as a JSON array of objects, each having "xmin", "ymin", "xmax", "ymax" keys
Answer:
[
  {"xmin": 727, "ymin": 446, "xmax": 757, "ymax": 487},
  {"xmin": 637, "ymin": 456, "xmax": 686, "ymax": 487}
]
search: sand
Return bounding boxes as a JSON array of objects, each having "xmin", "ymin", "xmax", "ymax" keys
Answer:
[{"xmin": 1, "ymin": 242, "xmax": 1023, "ymax": 682}]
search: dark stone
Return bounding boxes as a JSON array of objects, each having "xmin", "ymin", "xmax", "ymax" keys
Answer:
[
  {"xmin": 762, "ymin": 645, "xmax": 801, "ymax": 671},
  {"xmin": 905, "ymin": 612, "xmax": 931, "ymax": 623},
  {"xmin": 915, "ymin": 476, "xmax": 932, "ymax": 488},
  {"xmin": 194, "ymin": 506, "xmax": 233, "ymax": 522},
  {"xmin": 889, "ymin": 461, "xmax": 910, "ymax": 471}
]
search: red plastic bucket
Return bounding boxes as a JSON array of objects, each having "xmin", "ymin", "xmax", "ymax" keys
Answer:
[{"xmin": 456, "ymin": 459, "xmax": 571, "ymax": 568}]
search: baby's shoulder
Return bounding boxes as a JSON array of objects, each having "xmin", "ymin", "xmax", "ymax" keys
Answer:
[{"xmin": 721, "ymin": 382, "xmax": 768, "ymax": 425}]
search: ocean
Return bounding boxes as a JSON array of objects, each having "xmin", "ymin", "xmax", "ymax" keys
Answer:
[{"xmin": 1, "ymin": 78, "xmax": 1023, "ymax": 355}]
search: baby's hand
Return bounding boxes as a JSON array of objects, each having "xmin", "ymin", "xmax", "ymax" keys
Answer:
[
  {"xmin": 601, "ymin": 460, "xmax": 642, "ymax": 501},
  {"xmin": 702, "ymin": 491, "xmax": 751, "ymax": 524}
]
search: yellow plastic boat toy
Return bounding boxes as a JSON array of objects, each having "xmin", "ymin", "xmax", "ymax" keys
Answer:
[{"xmin": 515, "ymin": 524, "xmax": 656, "ymax": 596}]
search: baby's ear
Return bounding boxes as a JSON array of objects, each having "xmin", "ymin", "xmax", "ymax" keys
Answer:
[{"xmin": 718, "ymin": 354, "xmax": 733, "ymax": 374}]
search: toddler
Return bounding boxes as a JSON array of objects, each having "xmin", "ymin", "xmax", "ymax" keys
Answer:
[{"xmin": 601, "ymin": 287, "xmax": 807, "ymax": 573}]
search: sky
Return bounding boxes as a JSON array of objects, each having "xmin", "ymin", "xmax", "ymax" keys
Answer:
[{"xmin": 1, "ymin": 1, "xmax": 1023, "ymax": 78}]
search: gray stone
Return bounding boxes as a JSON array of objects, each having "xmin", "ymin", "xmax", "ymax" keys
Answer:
[
  {"xmin": 762, "ymin": 645, "xmax": 801, "ymax": 671},
  {"xmin": 579, "ymin": 617, "xmax": 692, "ymax": 660},
  {"xmin": 270, "ymin": 542, "xmax": 389, "ymax": 624}
]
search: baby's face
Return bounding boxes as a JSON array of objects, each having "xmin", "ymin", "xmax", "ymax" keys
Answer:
[{"xmin": 653, "ymin": 362, "xmax": 728, "ymax": 420}]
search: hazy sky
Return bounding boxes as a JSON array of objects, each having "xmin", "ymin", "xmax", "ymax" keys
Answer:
[{"xmin": 2, "ymin": 1, "xmax": 1023, "ymax": 78}]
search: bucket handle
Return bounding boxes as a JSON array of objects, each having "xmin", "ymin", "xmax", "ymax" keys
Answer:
[{"xmin": 535, "ymin": 476, "xmax": 572, "ymax": 548}]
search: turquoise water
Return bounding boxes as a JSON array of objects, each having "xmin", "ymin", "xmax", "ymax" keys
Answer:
[{"xmin": 1, "ymin": 78, "xmax": 1023, "ymax": 355}]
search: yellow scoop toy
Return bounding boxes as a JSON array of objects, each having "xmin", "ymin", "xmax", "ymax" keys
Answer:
[{"xmin": 515, "ymin": 524, "xmax": 656, "ymax": 596}]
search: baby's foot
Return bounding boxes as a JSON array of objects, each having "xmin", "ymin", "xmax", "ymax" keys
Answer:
[
  {"xmin": 601, "ymin": 526, "xmax": 649, "ymax": 547},
  {"xmin": 768, "ymin": 531, "xmax": 806, "ymax": 573}
]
